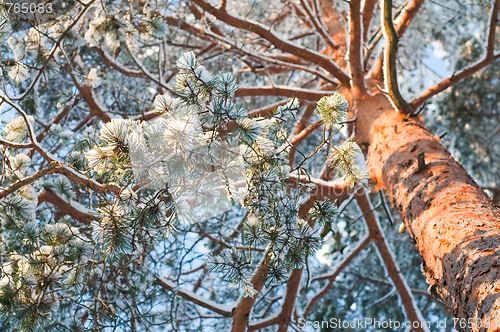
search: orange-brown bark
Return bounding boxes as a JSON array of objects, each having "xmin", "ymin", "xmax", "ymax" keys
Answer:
[
  {"xmin": 231, "ymin": 261, "xmax": 269, "ymax": 332},
  {"xmin": 357, "ymin": 90, "xmax": 500, "ymax": 330},
  {"xmin": 348, "ymin": 0, "xmax": 367, "ymax": 98},
  {"xmin": 276, "ymin": 268, "xmax": 303, "ymax": 332}
]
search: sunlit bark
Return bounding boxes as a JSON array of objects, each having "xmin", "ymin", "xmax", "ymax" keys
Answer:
[{"xmin": 357, "ymin": 89, "xmax": 500, "ymax": 329}]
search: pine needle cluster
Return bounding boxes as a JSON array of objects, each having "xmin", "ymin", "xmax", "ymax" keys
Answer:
[{"xmin": 0, "ymin": 52, "xmax": 371, "ymax": 330}]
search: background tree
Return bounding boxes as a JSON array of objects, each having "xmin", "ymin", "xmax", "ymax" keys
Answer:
[{"xmin": 0, "ymin": 0, "xmax": 499, "ymax": 331}]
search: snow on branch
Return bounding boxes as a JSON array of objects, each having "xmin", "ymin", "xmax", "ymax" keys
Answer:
[
  {"xmin": 0, "ymin": 167, "xmax": 57, "ymax": 200},
  {"xmin": 124, "ymin": 38, "xmax": 175, "ymax": 93},
  {"xmin": 38, "ymin": 190, "xmax": 95, "ymax": 225},
  {"xmin": 394, "ymin": 0, "xmax": 425, "ymax": 37},
  {"xmin": 36, "ymin": 98, "xmax": 81, "ymax": 142},
  {"xmin": 352, "ymin": 273, "xmax": 446, "ymax": 306},
  {"xmin": 487, "ymin": 0, "xmax": 500, "ymax": 58},
  {"xmin": 155, "ymin": 277, "xmax": 235, "ymax": 317},
  {"xmin": 164, "ymin": 15, "xmax": 214, "ymax": 42},
  {"xmin": 0, "ymin": 138, "xmax": 33, "ymax": 149},
  {"xmin": 52, "ymin": 165, "xmax": 122, "ymax": 195},
  {"xmin": 247, "ymin": 99, "xmax": 292, "ymax": 118}
]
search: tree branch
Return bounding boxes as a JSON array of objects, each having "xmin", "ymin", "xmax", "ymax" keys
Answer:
[
  {"xmin": 38, "ymin": 190, "xmax": 94, "ymax": 225},
  {"xmin": 287, "ymin": 174, "xmax": 353, "ymax": 201},
  {"xmin": 292, "ymin": 2, "xmax": 314, "ymax": 29},
  {"xmin": 52, "ymin": 166, "xmax": 122, "ymax": 195},
  {"xmin": 349, "ymin": 0, "xmax": 367, "ymax": 98},
  {"xmin": 288, "ymin": 121, "xmax": 322, "ymax": 166},
  {"xmin": 410, "ymin": 0, "xmax": 500, "ymax": 109},
  {"xmin": 235, "ymin": 86, "xmax": 334, "ymax": 100},
  {"xmin": 356, "ymin": 191, "xmax": 429, "ymax": 332},
  {"xmin": 93, "ymin": 47, "xmax": 147, "ymax": 78},
  {"xmin": 295, "ymin": 102, "xmax": 317, "ymax": 134},
  {"xmin": 197, "ymin": 224, "xmax": 265, "ymax": 252},
  {"xmin": 352, "ymin": 273, "xmax": 446, "ymax": 306},
  {"xmin": 303, "ymin": 235, "xmax": 371, "ymax": 318},
  {"xmin": 1, "ymin": 96, "xmax": 56, "ymax": 162},
  {"xmin": 381, "ymin": 0, "xmax": 414, "ymax": 115},
  {"xmin": 190, "ymin": 0, "xmax": 351, "ymax": 87},
  {"xmin": 362, "ymin": 0, "xmax": 379, "ymax": 42},
  {"xmin": 37, "ymin": 98, "xmax": 81, "ymax": 142},
  {"xmin": 66, "ymin": 67, "xmax": 114, "ymax": 123},
  {"xmin": 124, "ymin": 38, "xmax": 176, "ymax": 94},
  {"xmin": 0, "ymin": 97, "xmax": 121, "ymax": 196},
  {"xmin": 6, "ymin": 0, "xmax": 96, "ymax": 101},
  {"xmin": 231, "ymin": 255, "xmax": 270, "ymax": 332},
  {"xmin": 203, "ymin": 30, "xmax": 337, "ymax": 85},
  {"xmin": 276, "ymin": 268, "xmax": 303, "ymax": 332},
  {"xmin": 290, "ymin": 120, "xmax": 322, "ymax": 145},
  {"xmin": 249, "ymin": 162, "xmax": 352, "ymax": 331},
  {"xmin": 370, "ymin": 0, "xmax": 425, "ymax": 80},
  {"xmin": 224, "ymin": 99, "xmax": 292, "ymax": 133},
  {"xmin": 0, "ymin": 139, "xmax": 33, "ymax": 149},
  {"xmin": 248, "ymin": 99, "xmax": 292, "ymax": 118},
  {"xmin": 483, "ymin": 186, "xmax": 500, "ymax": 203},
  {"xmin": 246, "ymin": 269, "xmax": 304, "ymax": 332},
  {"xmin": 155, "ymin": 278, "xmax": 234, "ymax": 317},
  {"xmin": 0, "ymin": 167, "xmax": 57, "ymax": 200},
  {"xmin": 299, "ymin": 0, "xmax": 339, "ymax": 50},
  {"xmin": 164, "ymin": 15, "xmax": 213, "ymax": 42},
  {"xmin": 487, "ymin": 0, "xmax": 500, "ymax": 58}
]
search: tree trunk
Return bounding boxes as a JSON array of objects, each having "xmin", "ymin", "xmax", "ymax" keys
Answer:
[{"xmin": 357, "ymin": 90, "xmax": 500, "ymax": 330}]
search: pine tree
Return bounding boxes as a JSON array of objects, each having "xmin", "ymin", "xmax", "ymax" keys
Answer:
[{"xmin": 0, "ymin": 0, "xmax": 499, "ymax": 331}]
